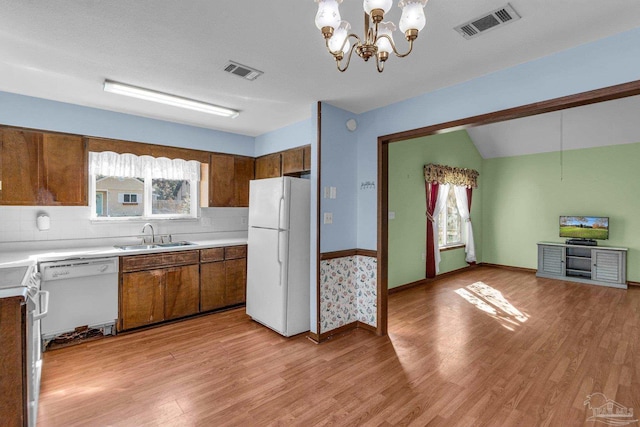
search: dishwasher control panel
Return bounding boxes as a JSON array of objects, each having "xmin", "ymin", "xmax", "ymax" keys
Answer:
[{"xmin": 39, "ymin": 258, "xmax": 119, "ymax": 281}]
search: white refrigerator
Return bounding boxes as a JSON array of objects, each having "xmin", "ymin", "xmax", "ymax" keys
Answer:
[{"xmin": 246, "ymin": 176, "xmax": 310, "ymax": 337}]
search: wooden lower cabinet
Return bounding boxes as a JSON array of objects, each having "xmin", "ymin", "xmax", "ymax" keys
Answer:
[
  {"xmin": 200, "ymin": 261, "xmax": 226, "ymax": 311},
  {"xmin": 121, "ymin": 264, "xmax": 200, "ymax": 330},
  {"xmin": 0, "ymin": 296, "xmax": 27, "ymax": 427},
  {"xmin": 120, "ymin": 251, "xmax": 200, "ymax": 331},
  {"xmin": 121, "ymin": 269, "xmax": 165, "ymax": 330},
  {"xmin": 200, "ymin": 245, "xmax": 247, "ymax": 311},
  {"xmin": 165, "ymin": 265, "xmax": 200, "ymax": 320},
  {"xmin": 119, "ymin": 246, "xmax": 246, "ymax": 331},
  {"xmin": 225, "ymin": 258, "xmax": 246, "ymax": 306}
]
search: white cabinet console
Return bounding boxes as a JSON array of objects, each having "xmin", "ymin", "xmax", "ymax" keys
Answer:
[{"xmin": 537, "ymin": 242, "xmax": 627, "ymax": 289}]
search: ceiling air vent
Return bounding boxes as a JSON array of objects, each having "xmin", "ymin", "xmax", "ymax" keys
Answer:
[
  {"xmin": 223, "ymin": 61, "xmax": 263, "ymax": 81},
  {"xmin": 454, "ymin": 3, "xmax": 520, "ymax": 40}
]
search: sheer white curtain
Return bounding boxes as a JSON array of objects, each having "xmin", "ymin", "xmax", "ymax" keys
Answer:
[
  {"xmin": 454, "ymin": 185, "xmax": 476, "ymax": 263},
  {"xmin": 431, "ymin": 183, "xmax": 450, "ymax": 274},
  {"xmin": 89, "ymin": 151, "xmax": 200, "ymax": 181}
]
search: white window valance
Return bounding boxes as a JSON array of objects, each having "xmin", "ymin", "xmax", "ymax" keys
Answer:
[{"xmin": 89, "ymin": 151, "xmax": 200, "ymax": 181}]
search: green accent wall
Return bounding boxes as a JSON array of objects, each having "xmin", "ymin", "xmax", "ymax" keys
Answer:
[
  {"xmin": 482, "ymin": 142, "xmax": 640, "ymax": 282},
  {"xmin": 389, "ymin": 132, "xmax": 640, "ymax": 288},
  {"xmin": 388, "ymin": 130, "xmax": 484, "ymax": 289}
]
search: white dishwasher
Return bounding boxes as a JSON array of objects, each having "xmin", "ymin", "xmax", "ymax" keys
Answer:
[{"xmin": 39, "ymin": 257, "xmax": 119, "ymax": 346}]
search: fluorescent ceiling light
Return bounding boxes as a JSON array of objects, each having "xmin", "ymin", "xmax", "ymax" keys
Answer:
[{"xmin": 103, "ymin": 80, "xmax": 239, "ymax": 118}]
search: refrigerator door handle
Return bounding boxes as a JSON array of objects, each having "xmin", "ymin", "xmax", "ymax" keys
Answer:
[
  {"xmin": 276, "ymin": 230, "xmax": 283, "ymax": 267},
  {"xmin": 277, "ymin": 196, "xmax": 285, "ymax": 230}
]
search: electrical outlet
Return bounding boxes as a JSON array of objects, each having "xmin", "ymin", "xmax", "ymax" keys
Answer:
[
  {"xmin": 323, "ymin": 212, "xmax": 333, "ymax": 224},
  {"xmin": 421, "ymin": 252, "xmax": 426, "ymax": 261},
  {"xmin": 389, "ymin": 211, "xmax": 395, "ymax": 220}
]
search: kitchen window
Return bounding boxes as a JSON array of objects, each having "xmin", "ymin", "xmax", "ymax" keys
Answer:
[{"xmin": 89, "ymin": 151, "xmax": 200, "ymax": 219}]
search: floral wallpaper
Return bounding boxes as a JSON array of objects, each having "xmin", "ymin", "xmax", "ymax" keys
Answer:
[
  {"xmin": 320, "ymin": 255, "xmax": 377, "ymax": 334},
  {"xmin": 355, "ymin": 255, "xmax": 377, "ymax": 327},
  {"xmin": 320, "ymin": 257, "xmax": 356, "ymax": 333}
]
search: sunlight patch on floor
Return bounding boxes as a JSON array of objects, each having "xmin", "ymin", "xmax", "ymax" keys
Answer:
[{"xmin": 455, "ymin": 281, "xmax": 529, "ymax": 330}]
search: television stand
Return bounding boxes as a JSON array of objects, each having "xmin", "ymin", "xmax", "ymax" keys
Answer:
[
  {"xmin": 565, "ymin": 238, "xmax": 597, "ymax": 246},
  {"xmin": 537, "ymin": 242, "xmax": 627, "ymax": 289}
]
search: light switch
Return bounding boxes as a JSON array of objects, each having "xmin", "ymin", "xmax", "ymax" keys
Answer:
[
  {"xmin": 323, "ymin": 212, "xmax": 333, "ymax": 224},
  {"xmin": 330, "ymin": 187, "xmax": 337, "ymax": 199},
  {"xmin": 324, "ymin": 187, "xmax": 330, "ymax": 199},
  {"xmin": 388, "ymin": 211, "xmax": 395, "ymax": 220}
]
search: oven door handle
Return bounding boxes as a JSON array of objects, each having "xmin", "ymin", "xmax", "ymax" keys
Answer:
[{"xmin": 33, "ymin": 290, "xmax": 49, "ymax": 321}]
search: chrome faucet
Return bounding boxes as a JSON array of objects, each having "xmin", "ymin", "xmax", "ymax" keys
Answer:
[{"xmin": 141, "ymin": 223, "xmax": 155, "ymax": 244}]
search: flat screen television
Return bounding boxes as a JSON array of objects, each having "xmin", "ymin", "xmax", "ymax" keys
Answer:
[{"xmin": 559, "ymin": 216, "xmax": 609, "ymax": 240}]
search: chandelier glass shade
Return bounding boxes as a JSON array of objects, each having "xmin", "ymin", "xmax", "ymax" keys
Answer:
[{"xmin": 314, "ymin": 0, "xmax": 428, "ymax": 72}]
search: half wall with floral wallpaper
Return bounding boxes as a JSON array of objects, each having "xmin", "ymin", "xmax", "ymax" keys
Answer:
[{"xmin": 320, "ymin": 254, "xmax": 377, "ymax": 334}]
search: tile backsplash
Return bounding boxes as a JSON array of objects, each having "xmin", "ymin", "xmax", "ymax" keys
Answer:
[{"xmin": 0, "ymin": 206, "xmax": 248, "ymax": 246}]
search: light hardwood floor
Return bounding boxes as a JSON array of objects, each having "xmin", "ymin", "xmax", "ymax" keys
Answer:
[{"xmin": 37, "ymin": 267, "xmax": 640, "ymax": 426}]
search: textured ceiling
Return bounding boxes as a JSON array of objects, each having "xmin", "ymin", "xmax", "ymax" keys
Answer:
[{"xmin": 1, "ymin": 1, "xmax": 640, "ymax": 138}]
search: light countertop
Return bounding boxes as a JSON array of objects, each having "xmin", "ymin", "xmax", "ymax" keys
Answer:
[{"xmin": 0, "ymin": 237, "xmax": 248, "ymax": 268}]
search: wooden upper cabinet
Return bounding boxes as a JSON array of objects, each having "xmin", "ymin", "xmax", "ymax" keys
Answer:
[
  {"xmin": 0, "ymin": 127, "xmax": 86, "ymax": 206},
  {"xmin": 303, "ymin": 145, "xmax": 311, "ymax": 172},
  {"xmin": 209, "ymin": 153, "xmax": 255, "ymax": 207},
  {"xmin": 210, "ymin": 153, "xmax": 234, "ymax": 207},
  {"xmin": 0, "ymin": 128, "xmax": 40, "ymax": 205},
  {"xmin": 41, "ymin": 133, "xmax": 86, "ymax": 206},
  {"xmin": 234, "ymin": 156, "xmax": 254, "ymax": 207},
  {"xmin": 282, "ymin": 147, "xmax": 304, "ymax": 176},
  {"xmin": 261, "ymin": 145, "xmax": 311, "ymax": 179},
  {"xmin": 255, "ymin": 153, "xmax": 281, "ymax": 179}
]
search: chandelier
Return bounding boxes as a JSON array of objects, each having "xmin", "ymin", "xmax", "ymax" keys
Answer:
[{"xmin": 314, "ymin": 0, "xmax": 428, "ymax": 72}]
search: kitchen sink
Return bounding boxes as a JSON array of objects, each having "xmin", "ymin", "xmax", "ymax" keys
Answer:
[
  {"xmin": 156, "ymin": 241, "xmax": 195, "ymax": 248},
  {"xmin": 114, "ymin": 241, "xmax": 195, "ymax": 251},
  {"xmin": 115, "ymin": 244, "xmax": 158, "ymax": 251}
]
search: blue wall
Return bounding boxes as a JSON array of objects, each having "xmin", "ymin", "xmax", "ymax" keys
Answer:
[
  {"xmin": 0, "ymin": 91, "xmax": 255, "ymax": 156},
  {"xmin": 319, "ymin": 103, "xmax": 359, "ymax": 253},
  {"xmin": 353, "ymin": 25, "xmax": 640, "ymax": 250},
  {"xmin": 254, "ymin": 118, "xmax": 313, "ymax": 157}
]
